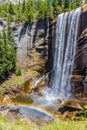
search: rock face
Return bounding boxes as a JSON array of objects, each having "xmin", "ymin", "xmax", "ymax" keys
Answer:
[
  {"xmin": 71, "ymin": 6, "xmax": 87, "ymax": 95},
  {"xmin": 76, "ymin": 28, "xmax": 87, "ymax": 66},
  {"xmin": 47, "ymin": 18, "xmax": 56, "ymax": 71},
  {"xmin": 12, "ymin": 20, "xmax": 49, "ymax": 70},
  {"xmin": 72, "ymin": 28, "xmax": 87, "ymax": 95}
]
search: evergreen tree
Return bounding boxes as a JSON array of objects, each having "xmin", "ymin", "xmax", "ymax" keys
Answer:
[
  {"xmin": 37, "ymin": 0, "xmax": 46, "ymax": 19},
  {"xmin": 7, "ymin": 15, "xmax": 17, "ymax": 70},
  {"xmin": 58, "ymin": 0, "xmax": 63, "ymax": 6},
  {"xmin": 64, "ymin": 0, "xmax": 69, "ymax": 10},
  {"xmin": 0, "ymin": 33, "xmax": 5, "ymax": 76},
  {"xmin": 8, "ymin": 2, "xmax": 14, "ymax": 14},
  {"xmin": 52, "ymin": 0, "xmax": 62, "ymax": 16},
  {"xmin": 0, "ymin": 27, "xmax": 16, "ymax": 78},
  {"xmin": 22, "ymin": 0, "xmax": 26, "ymax": 13},
  {"xmin": 15, "ymin": 0, "xmax": 22, "ymax": 22},
  {"xmin": 76, "ymin": 0, "xmax": 82, "ymax": 7},
  {"xmin": 25, "ymin": 0, "xmax": 34, "ymax": 22},
  {"xmin": 45, "ymin": 0, "xmax": 53, "ymax": 18}
]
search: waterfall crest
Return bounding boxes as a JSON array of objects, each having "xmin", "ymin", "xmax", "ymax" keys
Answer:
[{"xmin": 50, "ymin": 8, "xmax": 81, "ymax": 100}]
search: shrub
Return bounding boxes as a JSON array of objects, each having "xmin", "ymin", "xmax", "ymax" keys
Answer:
[{"xmin": 15, "ymin": 67, "xmax": 22, "ymax": 76}]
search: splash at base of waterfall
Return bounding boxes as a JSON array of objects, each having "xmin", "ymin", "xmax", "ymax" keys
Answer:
[{"xmin": 30, "ymin": 87, "xmax": 61, "ymax": 110}]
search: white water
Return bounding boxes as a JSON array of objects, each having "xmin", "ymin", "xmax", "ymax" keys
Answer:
[
  {"xmin": 51, "ymin": 8, "xmax": 81, "ymax": 100},
  {"xmin": 31, "ymin": 8, "xmax": 81, "ymax": 108}
]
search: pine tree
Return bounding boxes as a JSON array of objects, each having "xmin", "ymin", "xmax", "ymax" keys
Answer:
[
  {"xmin": 7, "ymin": 15, "xmax": 17, "ymax": 71},
  {"xmin": 0, "ymin": 29, "xmax": 13, "ymax": 77},
  {"xmin": 25, "ymin": 0, "xmax": 34, "ymax": 22},
  {"xmin": 52, "ymin": 0, "xmax": 62, "ymax": 16},
  {"xmin": 45, "ymin": 0, "xmax": 53, "ymax": 18},
  {"xmin": 58, "ymin": 0, "xmax": 63, "ymax": 6},
  {"xmin": 37, "ymin": 0, "xmax": 45, "ymax": 19},
  {"xmin": 64, "ymin": 0, "xmax": 69, "ymax": 9},
  {"xmin": 8, "ymin": 2, "xmax": 14, "ymax": 14},
  {"xmin": 22, "ymin": 0, "xmax": 26, "ymax": 13}
]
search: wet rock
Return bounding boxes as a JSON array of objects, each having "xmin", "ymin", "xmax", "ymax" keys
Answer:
[
  {"xmin": 37, "ymin": 81, "xmax": 46, "ymax": 88},
  {"xmin": 57, "ymin": 100, "xmax": 83, "ymax": 114},
  {"xmin": 57, "ymin": 98, "xmax": 63, "ymax": 105},
  {"xmin": 34, "ymin": 91, "xmax": 43, "ymax": 97}
]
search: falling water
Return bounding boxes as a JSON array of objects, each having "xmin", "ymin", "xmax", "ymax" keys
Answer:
[{"xmin": 51, "ymin": 8, "xmax": 81, "ymax": 100}]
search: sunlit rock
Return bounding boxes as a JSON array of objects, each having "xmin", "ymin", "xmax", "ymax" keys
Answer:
[{"xmin": 57, "ymin": 100, "xmax": 83, "ymax": 114}]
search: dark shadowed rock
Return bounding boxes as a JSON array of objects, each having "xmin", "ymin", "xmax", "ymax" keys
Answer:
[{"xmin": 73, "ymin": 27, "xmax": 87, "ymax": 95}]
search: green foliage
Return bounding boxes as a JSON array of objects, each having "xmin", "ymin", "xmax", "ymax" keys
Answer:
[
  {"xmin": 15, "ymin": 67, "xmax": 22, "ymax": 76},
  {"xmin": 36, "ymin": 0, "xmax": 45, "ymax": 19},
  {"xmin": 83, "ymin": 105, "xmax": 87, "ymax": 109},
  {"xmin": 83, "ymin": 110, "xmax": 87, "ymax": 118},
  {"xmin": 0, "ymin": 0, "xmax": 84, "ymax": 23},
  {"xmin": 52, "ymin": 0, "xmax": 62, "ymax": 16},
  {"xmin": 0, "ymin": 116, "xmax": 87, "ymax": 130},
  {"xmin": 8, "ymin": 2, "xmax": 14, "ymax": 15},
  {"xmin": 22, "ymin": 0, "xmax": 26, "ymax": 13},
  {"xmin": 0, "ymin": 116, "xmax": 32, "ymax": 130},
  {"xmin": 24, "ymin": 0, "xmax": 34, "ymax": 22},
  {"xmin": 0, "ymin": 17, "xmax": 17, "ymax": 79},
  {"xmin": 81, "ymin": 105, "xmax": 87, "ymax": 118}
]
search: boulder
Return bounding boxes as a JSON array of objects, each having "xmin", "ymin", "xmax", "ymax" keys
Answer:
[
  {"xmin": 57, "ymin": 99, "xmax": 83, "ymax": 114},
  {"xmin": 0, "ymin": 110, "xmax": 15, "ymax": 123}
]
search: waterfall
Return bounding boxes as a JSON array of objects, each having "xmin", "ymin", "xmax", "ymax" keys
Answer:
[
  {"xmin": 31, "ymin": 8, "xmax": 81, "ymax": 108},
  {"xmin": 50, "ymin": 8, "xmax": 81, "ymax": 100}
]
